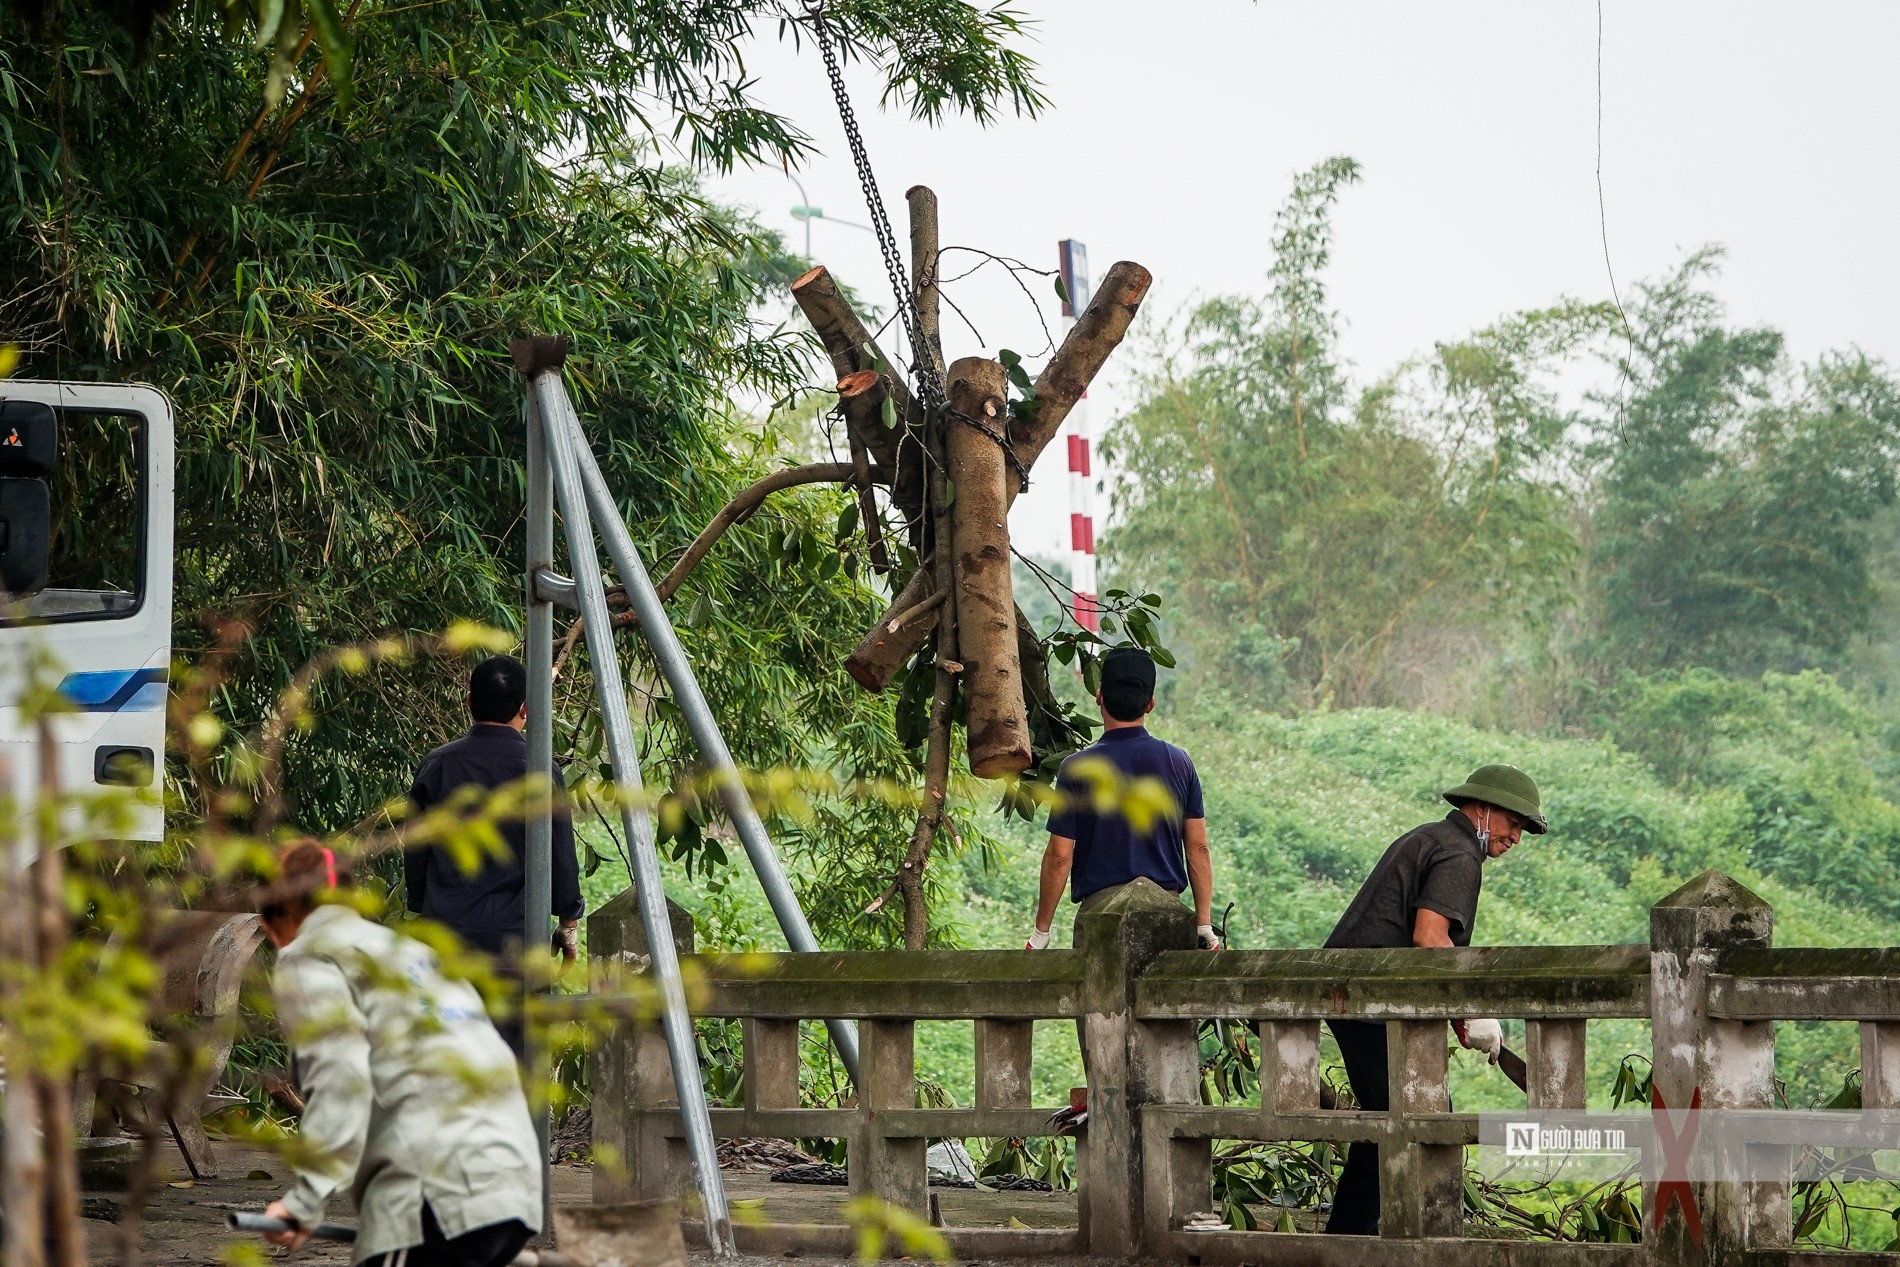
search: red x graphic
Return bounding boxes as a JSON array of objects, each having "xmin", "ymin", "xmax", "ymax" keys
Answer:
[{"xmin": 1653, "ymin": 1084, "xmax": 1705, "ymax": 1247}]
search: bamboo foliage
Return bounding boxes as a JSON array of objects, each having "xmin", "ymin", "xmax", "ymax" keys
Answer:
[{"xmin": 0, "ymin": 0, "xmax": 1050, "ymax": 944}]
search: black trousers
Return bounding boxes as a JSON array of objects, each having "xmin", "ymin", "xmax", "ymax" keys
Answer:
[
  {"xmin": 378, "ymin": 1202, "xmax": 533, "ymax": 1267},
  {"xmin": 1325, "ymin": 1019, "xmax": 1388, "ymax": 1235}
]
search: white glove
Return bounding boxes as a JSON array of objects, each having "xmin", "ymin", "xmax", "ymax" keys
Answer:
[
  {"xmin": 1025, "ymin": 926, "xmax": 1051, "ymax": 950},
  {"xmin": 1460, "ymin": 1017, "xmax": 1504, "ymax": 1063},
  {"xmin": 1195, "ymin": 924, "xmax": 1221, "ymax": 951}
]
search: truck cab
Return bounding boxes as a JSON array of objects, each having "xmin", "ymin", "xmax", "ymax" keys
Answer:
[{"xmin": 0, "ymin": 381, "xmax": 174, "ymax": 843}]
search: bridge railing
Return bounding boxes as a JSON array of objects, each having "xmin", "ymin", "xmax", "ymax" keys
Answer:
[{"xmin": 578, "ymin": 872, "xmax": 1900, "ymax": 1266}]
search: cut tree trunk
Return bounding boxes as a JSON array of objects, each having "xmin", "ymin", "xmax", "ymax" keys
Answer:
[
  {"xmin": 840, "ymin": 260, "xmax": 1152, "ymax": 691},
  {"xmin": 791, "ymin": 266, "xmax": 919, "ymax": 471},
  {"xmin": 836, "ymin": 370, "xmax": 893, "ymax": 464},
  {"xmin": 839, "ymin": 370, "xmax": 924, "ymax": 531},
  {"xmin": 845, "ymin": 566, "xmax": 934, "ymax": 690},
  {"xmin": 1012, "ymin": 260, "xmax": 1153, "ymax": 470},
  {"xmin": 906, "ymin": 186, "xmax": 945, "ymax": 381},
  {"xmin": 946, "ymin": 356, "xmax": 1032, "ymax": 778}
]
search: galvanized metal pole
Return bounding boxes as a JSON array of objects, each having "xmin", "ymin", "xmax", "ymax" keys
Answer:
[
  {"xmin": 529, "ymin": 372, "xmax": 735, "ymax": 1257},
  {"xmin": 522, "ymin": 392, "xmax": 555, "ymax": 1231},
  {"xmin": 562, "ymin": 418, "xmax": 862, "ymax": 1085}
]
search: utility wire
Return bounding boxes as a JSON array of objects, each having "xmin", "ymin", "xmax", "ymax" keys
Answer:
[{"xmin": 1597, "ymin": 0, "xmax": 1636, "ymax": 435}]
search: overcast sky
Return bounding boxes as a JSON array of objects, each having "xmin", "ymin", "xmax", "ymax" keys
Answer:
[{"xmin": 706, "ymin": 1, "xmax": 1900, "ymax": 558}]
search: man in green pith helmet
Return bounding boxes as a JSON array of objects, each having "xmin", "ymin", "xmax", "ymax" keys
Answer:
[{"xmin": 1320, "ymin": 763, "xmax": 1547, "ymax": 1236}]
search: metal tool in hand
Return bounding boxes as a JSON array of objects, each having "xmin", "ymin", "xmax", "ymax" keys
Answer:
[{"xmin": 226, "ymin": 1212, "xmax": 568, "ymax": 1267}]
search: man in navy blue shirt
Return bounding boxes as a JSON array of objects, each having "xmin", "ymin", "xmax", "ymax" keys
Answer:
[
  {"xmin": 1026, "ymin": 646, "xmax": 1219, "ymax": 951},
  {"xmin": 406, "ymin": 656, "xmax": 584, "ymax": 1054}
]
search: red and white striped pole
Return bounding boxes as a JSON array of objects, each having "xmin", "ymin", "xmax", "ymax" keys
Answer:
[{"xmin": 1058, "ymin": 239, "xmax": 1098, "ymax": 632}]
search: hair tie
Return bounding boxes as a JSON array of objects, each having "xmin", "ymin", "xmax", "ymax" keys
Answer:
[{"xmin": 321, "ymin": 846, "xmax": 337, "ymax": 889}]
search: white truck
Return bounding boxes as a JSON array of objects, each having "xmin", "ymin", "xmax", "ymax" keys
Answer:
[{"xmin": 0, "ymin": 380, "xmax": 173, "ymax": 842}]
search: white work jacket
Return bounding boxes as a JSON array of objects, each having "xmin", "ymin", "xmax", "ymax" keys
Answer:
[{"xmin": 273, "ymin": 903, "xmax": 542, "ymax": 1262}]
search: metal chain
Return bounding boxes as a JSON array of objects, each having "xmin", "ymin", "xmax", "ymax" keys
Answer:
[
  {"xmin": 948, "ymin": 406, "xmax": 1031, "ymax": 494},
  {"xmin": 802, "ymin": 1, "xmax": 944, "ymax": 413},
  {"xmin": 802, "ymin": 2, "xmax": 1031, "ymax": 496}
]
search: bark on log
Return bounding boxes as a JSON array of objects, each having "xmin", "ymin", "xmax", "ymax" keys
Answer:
[
  {"xmin": 841, "ymin": 262, "xmax": 1153, "ymax": 688},
  {"xmin": 946, "ymin": 356, "xmax": 1032, "ymax": 778},
  {"xmin": 845, "ymin": 566, "xmax": 934, "ymax": 690},
  {"xmin": 791, "ymin": 266, "xmax": 916, "ymax": 469},
  {"xmin": 907, "ymin": 186, "xmax": 945, "ymax": 380},
  {"xmin": 1012, "ymin": 260, "xmax": 1153, "ymax": 470}
]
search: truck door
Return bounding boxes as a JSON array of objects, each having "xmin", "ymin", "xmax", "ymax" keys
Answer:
[{"xmin": 0, "ymin": 382, "xmax": 174, "ymax": 845}]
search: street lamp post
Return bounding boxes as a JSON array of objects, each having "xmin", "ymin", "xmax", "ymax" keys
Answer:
[
  {"xmin": 784, "ymin": 171, "xmax": 875, "ymax": 257},
  {"xmin": 787, "ymin": 171, "xmax": 814, "ymax": 258}
]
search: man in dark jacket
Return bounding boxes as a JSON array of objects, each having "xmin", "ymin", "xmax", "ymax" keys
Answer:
[
  {"xmin": 406, "ymin": 655, "xmax": 583, "ymax": 1053},
  {"xmin": 1321, "ymin": 763, "xmax": 1546, "ymax": 1235}
]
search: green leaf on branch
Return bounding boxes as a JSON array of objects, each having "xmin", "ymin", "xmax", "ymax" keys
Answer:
[
  {"xmin": 880, "ymin": 396, "xmax": 898, "ymax": 429},
  {"xmin": 998, "ymin": 347, "xmax": 1033, "ymax": 395}
]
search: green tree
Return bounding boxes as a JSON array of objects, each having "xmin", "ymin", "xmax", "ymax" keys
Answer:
[
  {"xmin": 1103, "ymin": 158, "xmax": 1591, "ymax": 710},
  {"xmin": 1586, "ymin": 250, "xmax": 1900, "ymax": 676},
  {"xmin": 0, "ymin": 0, "xmax": 1042, "ymax": 945}
]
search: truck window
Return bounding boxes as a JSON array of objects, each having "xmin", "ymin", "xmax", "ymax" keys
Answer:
[{"xmin": 10, "ymin": 409, "xmax": 145, "ymax": 622}]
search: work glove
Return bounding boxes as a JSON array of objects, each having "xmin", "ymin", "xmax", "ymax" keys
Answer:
[
  {"xmin": 1025, "ymin": 926, "xmax": 1052, "ymax": 950},
  {"xmin": 1195, "ymin": 924, "xmax": 1222, "ymax": 951},
  {"xmin": 1455, "ymin": 1017, "xmax": 1504, "ymax": 1064}
]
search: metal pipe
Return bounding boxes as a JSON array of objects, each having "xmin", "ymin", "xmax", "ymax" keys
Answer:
[
  {"xmin": 522, "ymin": 393, "xmax": 556, "ymax": 1232},
  {"xmin": 531, "ymin": 567, "xmax": 580, "ymax": 612},
  {"xmin": 528, "ymin": 374, "xmax": 735, "ymax": 1257},
  {"xmin": 226, "ymin": 1213, "xmax": 570, "ymax": 1267},
  {"xmin": 562, "ymin": 412, "xmax": 862, "ymax": 1085}
]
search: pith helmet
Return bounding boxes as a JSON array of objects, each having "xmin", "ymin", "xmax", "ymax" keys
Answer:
[{"xmin": 1443, "ymin": 764, "xmax": 1547, "ymax": 834}]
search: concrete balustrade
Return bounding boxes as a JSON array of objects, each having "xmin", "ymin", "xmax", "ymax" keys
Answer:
[{"xmin": 564, "ymin": 872, "xmax": 1900, "ymax": 1265}]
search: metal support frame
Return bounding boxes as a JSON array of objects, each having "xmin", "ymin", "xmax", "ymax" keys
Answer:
[
  {"xmin": 561, "ymin": 411, "xmax": 862, "ymax": 1084},
  {"xmin": 522, "ymin": 369, "xmax": 734, "ymax": 1256},
  {"xmin": 522, "ymin": 393, "xmax": 556, "ymax": 1236}
]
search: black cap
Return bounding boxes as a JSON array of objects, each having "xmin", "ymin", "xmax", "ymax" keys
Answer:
[{"xmin": 1101, "ymin": 646, "xmax": 1157, "ymax": 697}]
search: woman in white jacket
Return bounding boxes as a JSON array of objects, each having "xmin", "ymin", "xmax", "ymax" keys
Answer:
[{"xmin": 256, "ymin": 841, "xmax": 542, "ymax": 1267}]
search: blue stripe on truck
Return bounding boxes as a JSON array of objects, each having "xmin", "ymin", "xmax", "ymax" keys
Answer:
[{"xmin": 56, "ymin": 667, "xmax": 169, "ymax": 712}]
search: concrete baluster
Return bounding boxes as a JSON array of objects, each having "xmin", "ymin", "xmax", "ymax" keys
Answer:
[
  {"xmin": 975, "ymin": 1019, "xmax": 1033, "ymax": 1117},
  {"xmin": 1525, "ymin": 1018, "xmax": 1587, "ymax": 1110},
  {"xmin": 1380, "ymin": 1020, "xmax": 1461, "ymax": 1238},
  {"xmin": 852, "ymin": 1019, "xmax": 926, "ymax": 1215}
]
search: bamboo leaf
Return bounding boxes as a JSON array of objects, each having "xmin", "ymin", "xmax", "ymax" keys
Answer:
[{"xmin": 301, "ymin": 0, "xmax": 354, "ymax": 110}]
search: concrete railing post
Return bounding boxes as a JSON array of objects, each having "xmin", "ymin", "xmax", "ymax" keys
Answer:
[
  {"xmin": 1648, "ymin": 869, "xmax": 1778, "ymax": 1266},
  {"xmin": 851, "ymin": 1019, "xmax": 926, "ymax": 1215},
  {"xmin": 1073, "ymin": 878, "xmax": 1197, "ymax": 1256},
  {"xmin": 589, "ymin": 887, "xmax": 696, "ymax": 1204},
  {"xmin": 1380, "ymin": 1020, "xmax": 1461, "ymax": 1238}
]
